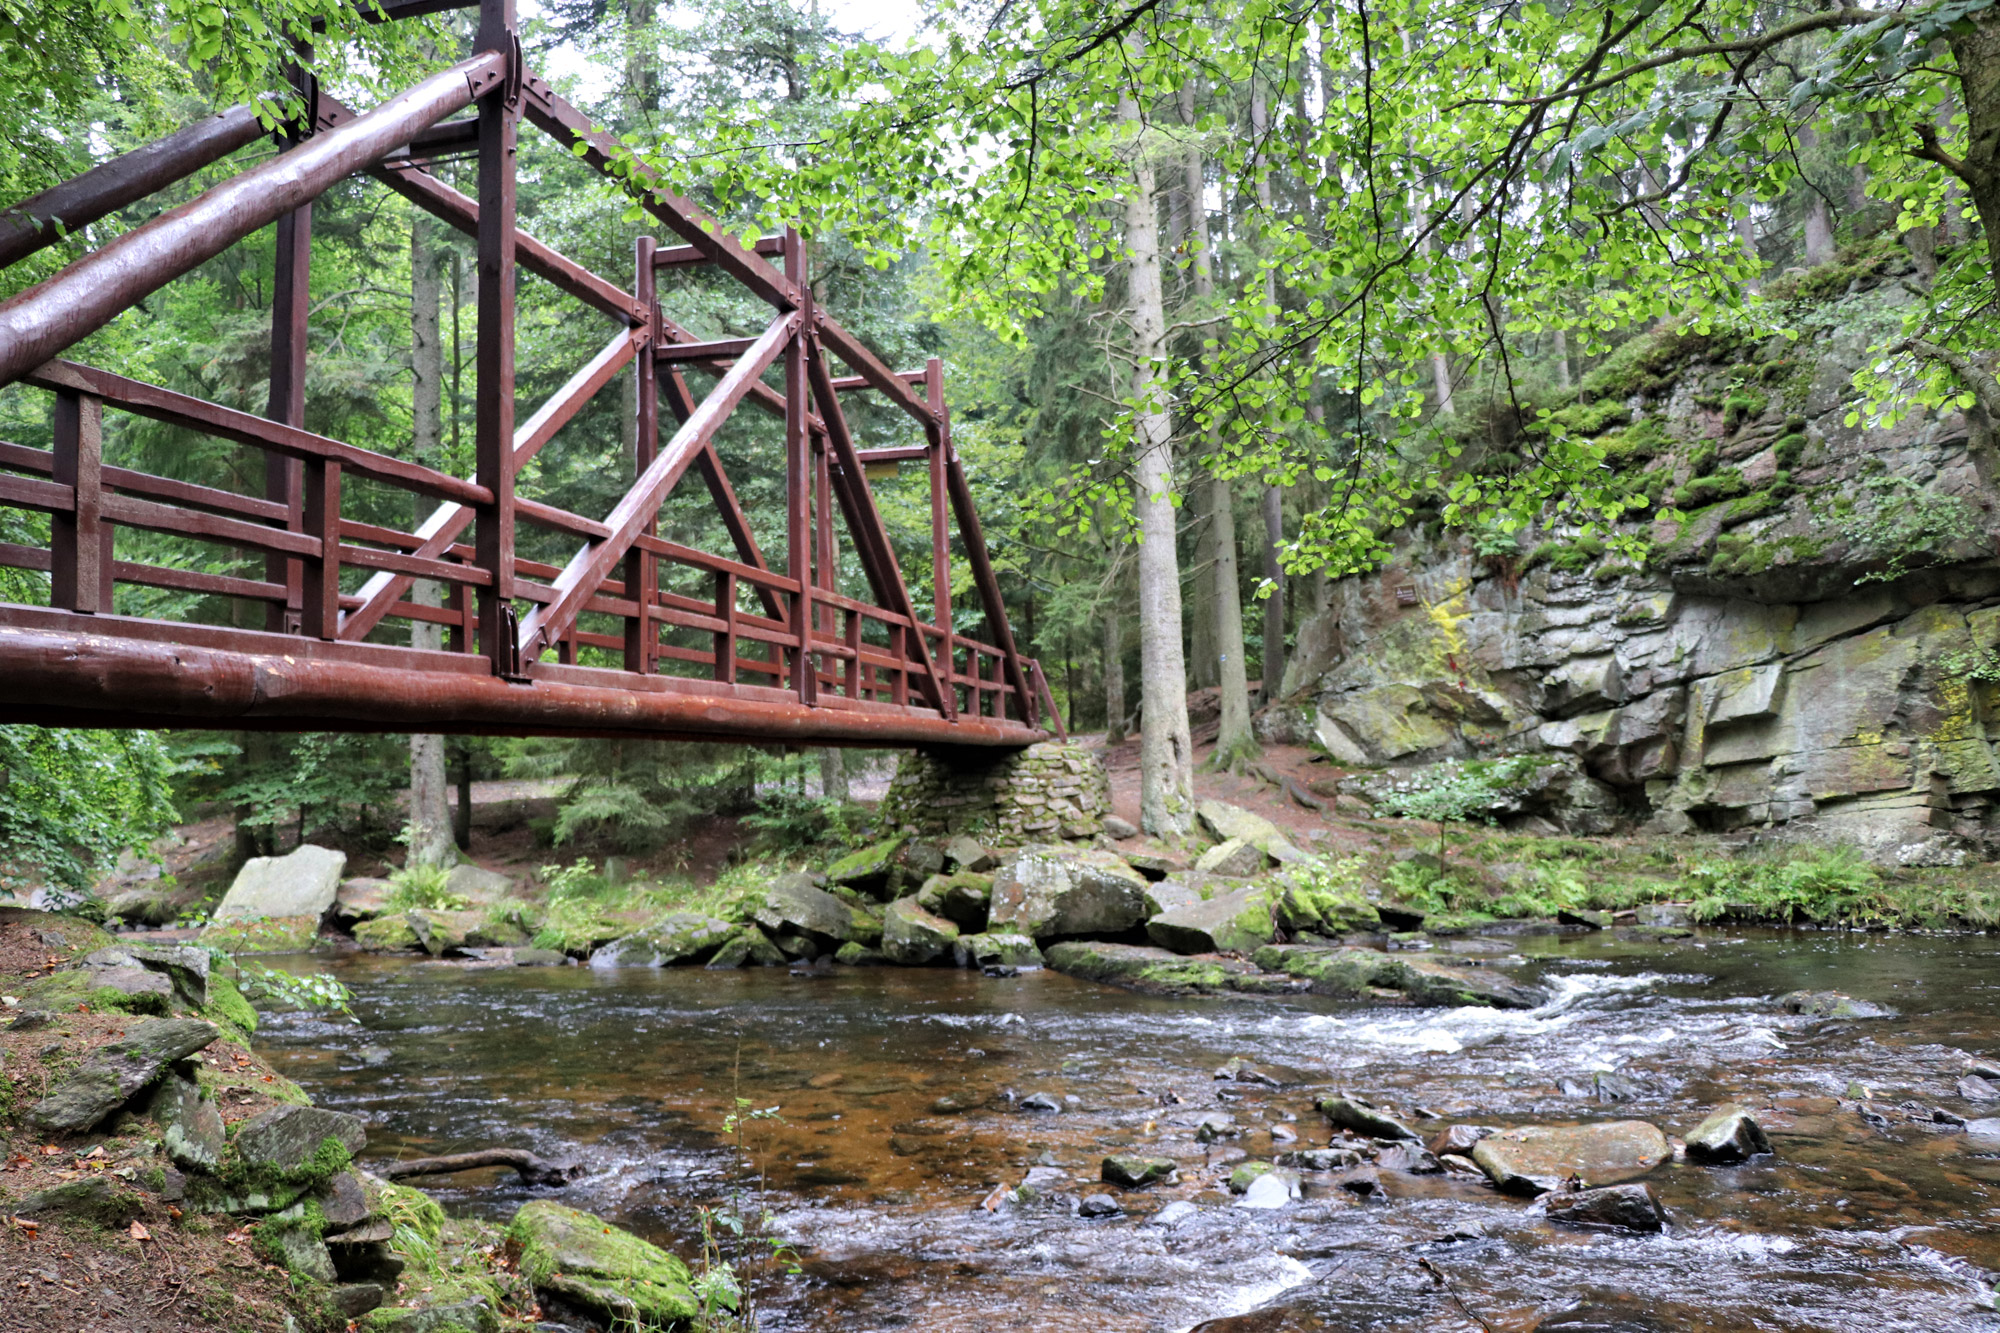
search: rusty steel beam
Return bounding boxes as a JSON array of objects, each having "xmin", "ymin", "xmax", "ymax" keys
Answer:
[
  {"xmin": 946, "ymin": 451, "xmax": 1035, "ymax": 725},
  {"xmin": 0, "ymin": 52, "xmax": 507, "ymax": 389},
  {"xmin": 0, "ymin": 104, "xmax": 267, "ymax": 271},
  {"xmin": 654, "ymin": 235, "xmax": 784, "ymax": 268},
  {"xmin": 518, "ymin": 313, "xmax": 797, "ymax": 660},
  {"xmin": 0, "ymin": 619, "xmax": 1045, "ymax": 745}
]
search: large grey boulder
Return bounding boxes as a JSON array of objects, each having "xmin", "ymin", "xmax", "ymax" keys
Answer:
[
  {"xmin": 443, "ymin": 864, "xmax": 516, "ymax": 904},
  {"xmin": 590, "ymin": 913, "xmax": 737, "ymax": 968},
  {"xmin": 213, "ymin": 844, "xmax": 347, "ymax": 922},
  {"xmin": 28, "ymin": 1017, "xmax": 219, "ymax": 1133},
  {"xmin": 1195, "ymin": 801, "xmax": 1311, "ymax": 864},
  {"xmin": 988, "ymin": 846, "xmax": 1151, "ymax": 940},
  {"xmin": 882, "ymin": 898, "xmax": 960, "ymax": 965},
  {"xmin": 1472, "ymin": 1121, "xmax": 1671, "ymax": 1195},
  {"xmin": 755, "ymin": 873, "xmax": 858, "ymax": 944},
  {"xmin": 1147, "ymin": 886, "xmax": 1282, "ymax": 956}
]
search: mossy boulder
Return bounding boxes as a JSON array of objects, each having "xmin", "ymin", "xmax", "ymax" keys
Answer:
[
  {"xmin": 409, "ymin": 908, "xmax": 528, "ymax": 956},
  {"xmin": 833, "ymin": 941, "xmax": 889, "ymax": 965},
  {"xmin": 590, "ymin": 912, "xmax": 737, "ymax": 968},
  {"xmin": 199, "ymin": 914, "xmax": 322, "ymax": 955},
  {"xmin": 1194, "ymin": 801, "xmax": 1311, "ymax": 864},
  {"xmin": 1102, "ymin": 1155, "xmax": 1177, "ymax": 1188},
  {"xmin": 953, "ymin": 932, "xmax": 1042, "ymax": 970},
  {"xmin": 12, "ymin": 1176, "xmax": 145, "ymax": 1226},
  {"xmin": 882, "ymin": 897, "xmax": 960, "ymax": 965},
  {"xmin": 507, "ymin": 1200, "xmax": 696, "ymax": 1328},
  {"xmin": 826, "ymin": 838, "xmax": 904, "ymax": 898},
  {"xmin": 705, "ymin": 927, "xmax": 787, "ymax": 969},
  {"xmin": 916, "ymin": 872, "xmax": 994, "ymax": 932},
  {"xmin": 754, "ymin": 873, "xmax": 859, "ymax": 944},
  {"xmin": 1251, "ymin": 944, "xmax": 1541, "ymax": 1009},
  {"xmin": 228, "ymin": 1105, "xmax": 368, "ymax": 1192},
  {"xmin": 353, "ymin": 913, "xmax": 424, "ymax": 952},
  {"xmin": 361, "ymin": 1300, "xmax": 500, "ymax": 1333},
  {"xmin": 988, "ymin": 846, "xmax": 1151, "ymax": 941},
  {"xmin": 151, "ymin": 1070, "xmax": 225, "ymax": 1170},
  {"xmin": 1146, "ymin": 885, "xmax": 1280, "ymax": 955},
  {"xmin": 20, "ymin": 964, "xmax": 174, "ymax": 1016},
  {"xmin": 1043, "ymin": 941, "xmax": 1279, "ymax": 996}
]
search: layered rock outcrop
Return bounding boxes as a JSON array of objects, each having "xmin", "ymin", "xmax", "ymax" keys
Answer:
[{"xmin": 1266, "ymin": 275, "xmax": 2000, "ymax": 863}]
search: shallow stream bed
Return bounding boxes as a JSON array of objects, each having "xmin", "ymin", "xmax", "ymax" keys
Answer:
[{"xmin": 257, "ymin": 930, "xmax": 2000, "ymax": 1331}]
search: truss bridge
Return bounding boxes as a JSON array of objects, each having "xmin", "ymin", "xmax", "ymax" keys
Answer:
[{"xmin": 0, "ymin": 0, "xmax": 1058, "ymax": 749}]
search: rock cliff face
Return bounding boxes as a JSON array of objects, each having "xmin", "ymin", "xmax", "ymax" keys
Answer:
[{"xmin": 1267, "ymin": 269, "xmax": 2000, "ymax": 864}]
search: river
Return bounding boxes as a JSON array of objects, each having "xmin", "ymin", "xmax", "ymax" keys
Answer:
[{"xmin": 256, "ymin": 928, "xmax": 2000, "ymax": 1331}]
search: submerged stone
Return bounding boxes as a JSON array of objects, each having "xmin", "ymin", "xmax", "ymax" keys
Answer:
[
  {"xmin": 1317, "ymin": 1096, "xmax": 1420, "ymax": 1142},
  {"xmin": 507, "ymin": 1200, "xmax": 696, "ymax": 1327},
  {"xmin": 1102, "ymin": 1155, "xmax": 1177, "ymax": 1188},
  {"xmin": 1780, "ymin": 990, "xmax": 1898, "ymax": 1019},
  {"xmin": 1044, "ymin": 940, "xmax": 1271, "ymax": 996}
]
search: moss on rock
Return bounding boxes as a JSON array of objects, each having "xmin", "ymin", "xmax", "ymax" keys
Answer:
[{"xmin": 506, "ymin": 1200, "xmax": 695, "ymax": 1329}]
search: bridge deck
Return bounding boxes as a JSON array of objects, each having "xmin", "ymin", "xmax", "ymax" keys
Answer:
[{"xmin": 0, "ymin": 5, "xmax": 1056, "ymax": 749}]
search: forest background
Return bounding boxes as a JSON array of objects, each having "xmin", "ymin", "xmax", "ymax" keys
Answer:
[{"xmin": 1, "ymin": 0, "xmax": 1993, "ymax": 891}]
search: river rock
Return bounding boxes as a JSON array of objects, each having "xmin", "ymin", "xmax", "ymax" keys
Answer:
[
  {"xmin": 1278, "ymin": 1147, "xmax": 1364, "ymax": 1171},
  {"xmin": 1960, "ymin": 1075, "xmax": 2000, "ymax": 1103},
  {"xmin": 1253, "ymin": 944, "xmax": 1539, "ymax": 1008},
  {"xmin": 1194, "ymin": 838, "xmax": 1270, "ymax": 878},
  {"xmin": 1103, "ymin": 1156, "xmax": 1177, "ymax": 1188},
  {"xmin": 352, "ymin": 913, "xmax": 423, "ymax": 952},
  {"xmin": 1142, "ymin": 874, "xmax": 1206, "ymax": 915},
  {"xmin": 1779, "ymin": 989, "xmax": 1898, "ymax": 1019},
  {"xmin": 233, "ymin": 1105, "xmax": 368, "ymax": 1174},
  {"xmin": 826, "ymin": 838, "xmax": 903, "ymax": 898},
  {"xmin": 833, "ymin": 941, "xmax": 888, "ymax": 965},
  {"xmin": 756, "ymin": 874, "xmax": 859, "ymax": 944},
  {"xmin": 917, "ymin": 872, "xmax": 995, "ymax": 932},
  {"xmin": 988, "ymin": 846, "xmax": 1151, "ymax": 940},
  {"xmin": 1147, "ymin": 884, "xmax": 1281, "ymax": 955},
  {"xmin": 1472, "ymin": 1122, "xmax": 1672, "ymax": 1195},
  {"xmin": 590, "ymin": 912, "xmax": 737, "ymax": 968},
  {"xmin": 1077, "ymin": 1193, "xmax": 1123, "ymax": 1218},
  {"xmin": 1195, "ymin": 800, "xmax": 1311, "ymax": 864},
  {"xmin": 198, "ymin": 913, "xmax": 323, "ymax": 955},
  {"xmin": 1545, "ymin": 1182, "xmax": 1667, "ymax": 1233},
  {"xmin": 507, "ymin": 1201, "xmax": 695, "ymax": 1328},
  {"xmin": 28, "ymin": 1017, "xmax": 218, "ymax": 1133},
  {"xmin": 443, "ymin": 864, "xmax": 516, "ymax": 904},
  {"xmin": 1019, "ymin": 1092, "xmax": 1062, "ymax": 1113},
  {"xmin": 1684, "ymin": 1105, "xmax": 1772, "ymax": 1163},
  {"xmin": 410, "ymin": 908, "xmax": 526, "ymax": 955},
  {"xmin": 706, "ymin": 927, "xmax": 787, "ymax": 968},
  {"xmin": 1237, "ymin": 1171, "xmax": 1300, "ymax": 1209},
  {"xmin": 944, "ymin": 834, "xmax": 997, "ymax": 873},
  {"xmin": 1376, "ymin": 1143, "xmax": 1443, "ymax": 1173},
  {"xmin": 213, "ymin": 844, "xmax": 346, "ymax": 922},
  {"xmin": 1428, "ymin": 1125, "xmax": 1494, "ymax": 1157},
  {"xmin": 334, "ymin": 877, "xmax": 395, "ymax": 922},
  {"xmin": 1317, "ymin": 1096, "xmax": 1420, "ymax": 1141},
  {"xmin": 882, "ymin": 898, "xmax": 961, "ymax": 965},
  {"xmin": 1043, "ymin": 940, "xmax": 1273, "ymax": 996},
  {"xmin": 1214, "ymin": 1056, "xmax": 1281, "ymax": 1086},
  {"xmin": 150, "ymin": 1070, "xmax": 224, "ymax": 1170},
  {"xmin": 953, "ymin": 932, "xmax": 1042, "ymax": 969}
]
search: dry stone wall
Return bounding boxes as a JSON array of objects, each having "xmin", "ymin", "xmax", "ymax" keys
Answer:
[
  {"xmin": 1263, "ymin": 269, "xmax": 2000, "ymax": 866},
  {"xmin": 878, "ymin": 742, "xmax": 1110, "ymax": 844}
]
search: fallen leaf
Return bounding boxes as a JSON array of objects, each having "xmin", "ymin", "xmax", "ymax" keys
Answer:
[
  {"xmin": 128, "ymin": 1221, "xmax": 151, "ymax": 1241},
  {"xmin": 82, "ymin": 1146, "xmax": 104, "ymax": 1160},
  {"xmin": 39, "ymin": 1145, "xmax": 60, "ymax": 1156}
]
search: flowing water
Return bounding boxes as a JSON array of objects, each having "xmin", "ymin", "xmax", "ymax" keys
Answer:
[{"xmin": 256, "ymin": 929, "xmax": 2000, "ymax": 1331}]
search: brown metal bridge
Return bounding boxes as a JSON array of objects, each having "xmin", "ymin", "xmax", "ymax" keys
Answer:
[{"xmin": 0, "ymin": 0, "xmax": 1059, "ymax": 750}]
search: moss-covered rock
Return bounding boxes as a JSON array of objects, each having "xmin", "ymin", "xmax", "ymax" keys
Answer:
[
  {"xmin": 953, "ymin": 932, "xmax": 1042, "ymax": 969},
  {"xmin": 590, "ymin": 912, "xmax": 737, "ymax": 968},
  {"xmin": 704, "ymin": 926, "xmax": 788, "ymax": 968},
  {"xmin": 0, "ymin": 906, "xmax": 116, "ymax": 956},
  {"xmin": 506, "ymin": 1200, "xmax": 696, "ymax": 1329},
  {"xmin": 916, "ymin": 871, "xmax": 994, "ymax": 932},
  {"xmin": 199, "ymin": 914, "xmax": 322, "ymax": 955},
  {"xmin": 826, "ymin": 838, "xmax": 904, "ymax": 898},
  {"xmin": 881, "ymin": 897, "xmax": 960, "ymax": 965},
  {"xmin": 12, "ymin": 1176, "xmax": 146, "ymax": 1226},
  {"xmin": 202, "ymin": 973, "xmax": 259, "ymax": 1036},
  {"xmin": 1043, "ymin": 941, "xmax": 1276, "ymax": 996},
  {"xmin": 353, "ymin": 912, "xmax": 424, "ymax": 952},
  {"xmin": 20, "ymin": 965, "xmax": 174, "ymax": 1016},
  {"xmin": 27, "ymin": 1016, "xmax": 218, "ymax": 1134},
  {"xmin": 1145, "ymin": 885, "xmax": 1280, "ymax": 955}
]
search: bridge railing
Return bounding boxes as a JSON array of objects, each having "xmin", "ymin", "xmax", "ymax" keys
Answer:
[{"xmin": 0, "ymin": 0, "xmax": 1062, "ymax": 744}]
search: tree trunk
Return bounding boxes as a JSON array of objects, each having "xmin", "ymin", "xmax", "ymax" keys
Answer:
[
  {"xmin": 1552, "ymin": 325, "xmax": 1573, "ymax": 390},
  {"xmin": 405, "ymin": 214, "xmax": 454, "ymax": 870},
  {"xmin": 1247, "ymin": 81, "xmax": 1286, "ymax": 710},
  {"xmin": 1735, "ymin": 207, "xmax": 1762, "ymax": 292},
  {"xmin": 1102, "ymin": 605, "xmax": 1125, "ymax": 744},
  {"xmin": 1949, "ymin": 20, "xmax": 2000, "ymax": 292},
  {"xmin": 1122, "ymin": 86, "xmax": 1195, "ymax": 838},
  {"xmin": 1186, "ymin": 478, "xmax": 1218, "ymax": 689},
  {"xmin": 818, "ymin": 748, "xmax": 847, "ymax": 802},
  {"xmin": 452, "ymin": 737, "xmax": 473, "ymax": 851},
  {"xmin": 1798, "ymin": 125, "xmax": 1837, "ymax": 267},
  {"xmin": 1185, "ymin": 77, "xmax": 1256, "ymax": 767}
]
